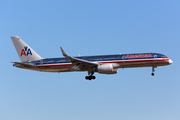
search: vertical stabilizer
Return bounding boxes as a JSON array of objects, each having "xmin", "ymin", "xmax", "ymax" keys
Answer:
[{"xmin": 11, "ymin": 36, "xmax": 43, "ymax": 62}]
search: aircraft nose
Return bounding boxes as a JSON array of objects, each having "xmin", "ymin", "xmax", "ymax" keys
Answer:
[{"xmin": 169, "ymin": 59, "xmax": 173, "ymax": 64}]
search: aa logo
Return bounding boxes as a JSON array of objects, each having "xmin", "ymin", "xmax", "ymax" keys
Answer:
[{"xmin": 20, "ymin": 46, "xmax": 32, "ymax": 56}]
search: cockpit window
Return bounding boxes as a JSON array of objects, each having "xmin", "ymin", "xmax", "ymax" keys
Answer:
[{"xmin": 162, "ymin": 56, "xmax": 168, "ymax": 58}]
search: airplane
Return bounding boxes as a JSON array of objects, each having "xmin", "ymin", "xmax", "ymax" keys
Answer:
[{"xmin": 10, "ymin": 36, "xmax": 173, "ymax": 80}]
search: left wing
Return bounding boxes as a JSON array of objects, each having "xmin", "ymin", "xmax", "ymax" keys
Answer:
[{"xmin": 60, "ymin": 47, "xmax": 99, "ymax": 66}]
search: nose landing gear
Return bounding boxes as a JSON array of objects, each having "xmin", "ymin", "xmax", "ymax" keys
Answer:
[{"xmin": 151, "ymin": 66, "xmax": 157, "ymax": 76}]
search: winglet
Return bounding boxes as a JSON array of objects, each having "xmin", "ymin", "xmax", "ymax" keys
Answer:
[{"xmin": 60, "ymin": 47, "xmax": 67, "ymax": 56}]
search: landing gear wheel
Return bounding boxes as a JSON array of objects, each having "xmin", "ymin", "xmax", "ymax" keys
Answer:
[
  {"xmin": 85, "ymin": 76, "xmax": 92, "ymax": 80},
  {"xmin": 89, "ymin": 76, "xmax": 92, "ymax": 80},
  {"xmin": 85, "ymin": 76, "xmax": 89, "ymax": 80},
  {"xmin": 151, "ymin": 73, "xmax": 154, "ymax": 76}
]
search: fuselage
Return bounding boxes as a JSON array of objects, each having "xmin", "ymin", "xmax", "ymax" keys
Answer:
[{"xmin": 14, "ymin": 53, "xmax": 172, "ymax": 73}]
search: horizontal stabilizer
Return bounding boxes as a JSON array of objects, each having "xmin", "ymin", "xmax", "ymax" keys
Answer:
[{"xmin": 11, "ymin": 62, "xmax": 34, "ymax": 67}]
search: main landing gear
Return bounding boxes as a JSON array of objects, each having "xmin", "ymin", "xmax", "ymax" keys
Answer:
[
  {"xmin": 85, "ymin": 75, "xmax": 96, "ymax": 80},
  {"xmin": 151, "ymin": 66, "xmax": 157, "ymax": 76},
  {"xmin": 85, "ymin": 68, "xmax": 96, "ymax": 80}
]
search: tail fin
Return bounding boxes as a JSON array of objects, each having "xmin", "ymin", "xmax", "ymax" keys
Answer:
[{"xmin": 11, "ymin": 36, "xmax": 43, "ymax": 62}]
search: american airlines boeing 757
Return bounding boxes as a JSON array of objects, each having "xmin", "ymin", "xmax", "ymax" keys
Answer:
[{"xmin": 11, "ymin": 36, "xmax": 173, "ymax": 80}]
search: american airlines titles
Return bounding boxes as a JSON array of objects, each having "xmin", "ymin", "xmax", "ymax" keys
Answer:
[{"xmin": 126, "ymin": 54, "xmax": 152, "ymax": 58}]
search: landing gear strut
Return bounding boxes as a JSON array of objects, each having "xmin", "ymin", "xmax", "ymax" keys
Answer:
[
  {"xmin": 85, "ymin": 68, "xmax": 96, "ymax": 80},
  {"xmin": 151, "ymin": 66, "xmax": 157, "ymax": 76}
]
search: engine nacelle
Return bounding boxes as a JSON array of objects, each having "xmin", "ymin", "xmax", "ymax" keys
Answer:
[{"xmin": 96, "ymin": 64, "xmax": 117, "ymax": 74}]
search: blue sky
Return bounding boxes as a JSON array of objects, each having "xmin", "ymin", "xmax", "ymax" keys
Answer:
[{"xmin": 1, "ymin": 0, "xmax": 180, "ymax": 120}]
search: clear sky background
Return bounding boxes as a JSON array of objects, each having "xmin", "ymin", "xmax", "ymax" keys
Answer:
[{"xmin": 1, "ymin": 0, "xmax": 180, "ymax": 120}]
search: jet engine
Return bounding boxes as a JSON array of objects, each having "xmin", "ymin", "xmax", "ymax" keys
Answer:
[{"xmin": 96, "ymin": 64, "xmax": 117, "ymax": 74}]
